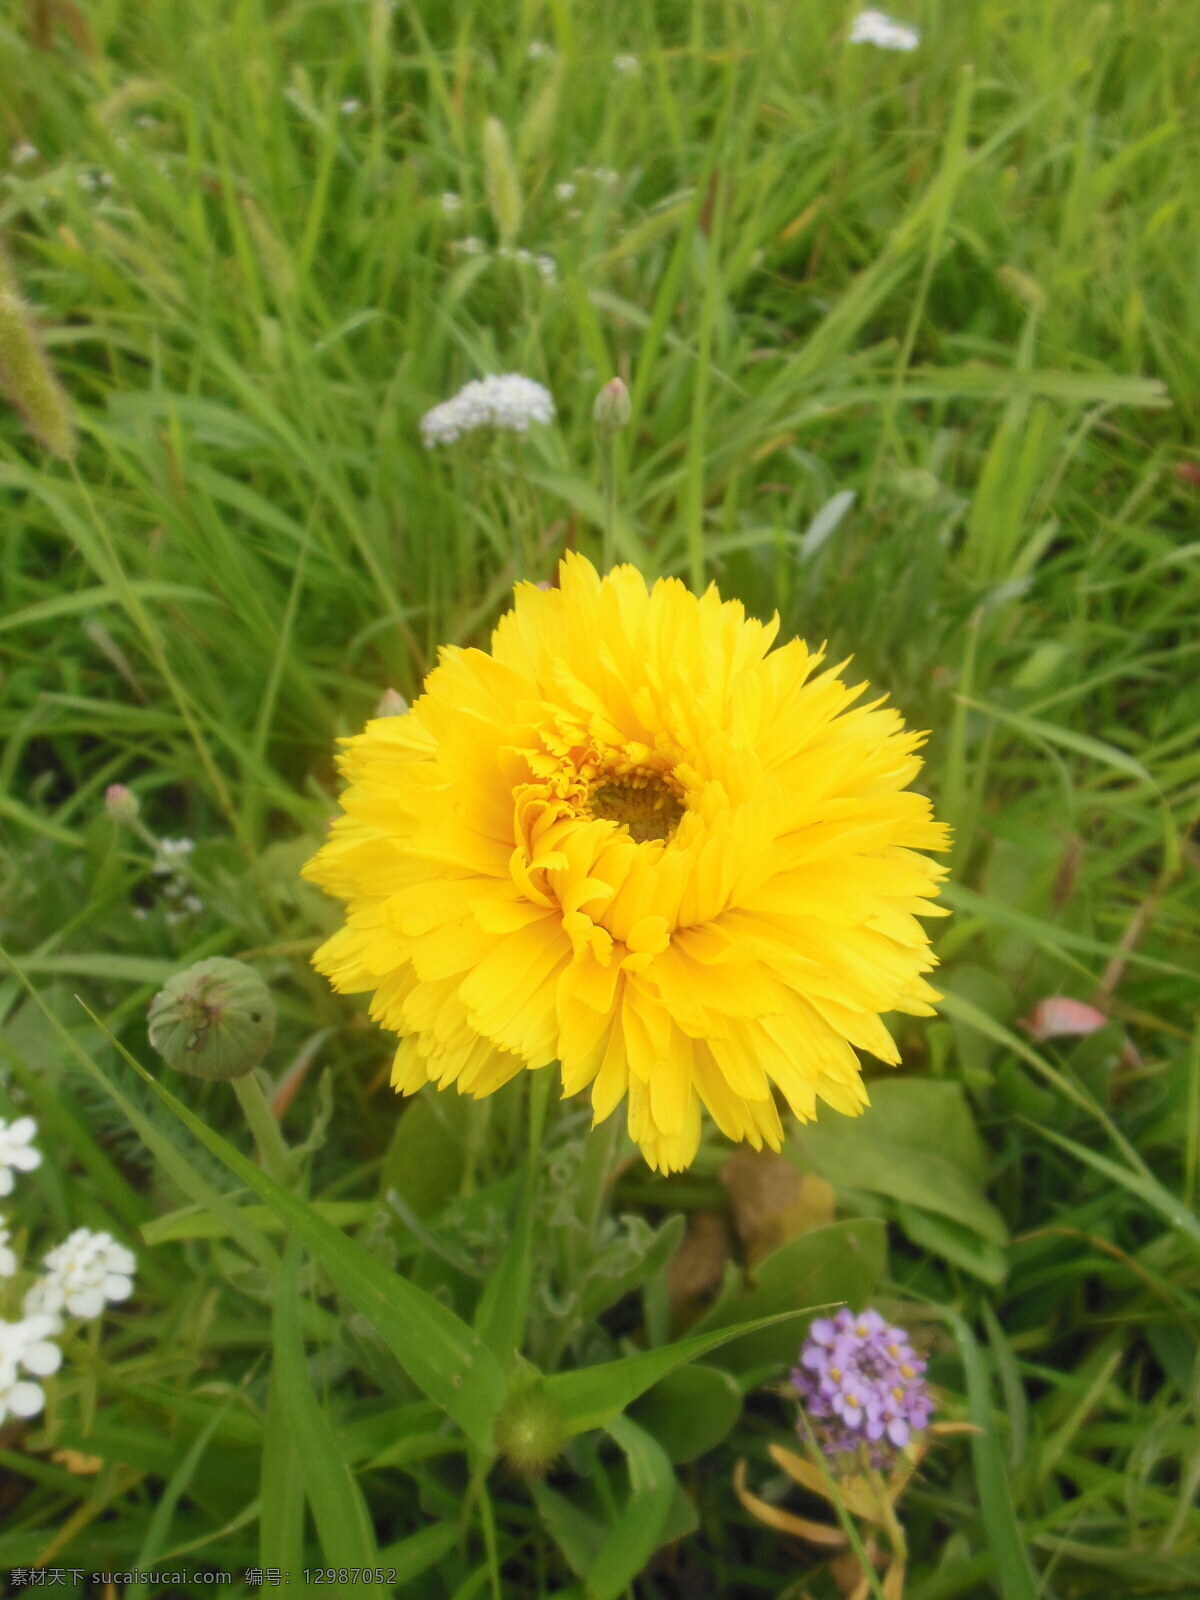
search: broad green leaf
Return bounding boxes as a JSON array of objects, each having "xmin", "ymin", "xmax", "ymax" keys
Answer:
[
  {"xmin": 790, "ymin": 1082, "xmax": 1008, "ymax": 1248},
  {"xmin": 585, "ymin": 1417, "xmax": 676, "ymax": 1600},
  {"xmin": 627, "ymin": 1364, "xmax": 743, "ymax": 1464},
  {"xmin": 691, "ymin": 1219, "xmax": 888, "ymax": 1372},
  {"xmin": 381, "ymin": 1087, "xmax": 468, "ymax": 1217},
  {"xmin": 104, "ymin": 1027, "xmax": 507, "ymax": 1451},
  {"xmin": 543, "ymin": 1308, "xmax": 826, "ymax": 1437},
  {"xmin": 272, "ymin": 1240, "xmax": 386, "ymax": 1588}
]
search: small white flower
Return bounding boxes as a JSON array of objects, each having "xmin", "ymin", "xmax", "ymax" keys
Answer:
[
  {"xmin": 453, "ymin": 235, "xmax": 485, "ymax": 256},
  {"xmin": 440, "ymin": 190, "xmax": 463, "ymax": 215},
  {"xmin": 152, "ymin": 837, "xmax": 195, "ymax": 875},
  {"xmin": 527, "ymin": 40, "xmax": 553, "ymax": 61},
  {"xmin": 0, "ymin": 1369, "xmax": 46, "ymax": 1421},
  {"xmin": 25, "ymin": 1228, "xmax": 137, "ymax": 1322},
  {"xmin": 554, "ymin": 181, "xmax": 576, "ymax": 201},
  {"xmin": 534, "ymin": 254, "xmax": 557, "ymax": 282},
  {"xmin": 340, "ymin": 97, "xmax": 361, "ymax": 115},
  {"xmin": 135, "ymin": 113, "xmax": 160, "ymax": 130},
  {"xmin": 99, "ymin": 171, "xmax": 114, "ymax": 188},
  {"xmin": 0, "ymin": 1119, "xmax": 41, "ymax": 1198},
  {"xmin": 848, "ymin": 9, "xmax": 920, "ymax": 50},
  {"xmin": 420, "ymin": 374, "xmax": 556, "ymax": 447},
  {"xmin": 11, "ymin": 141, "xmax": 39, "ymax": 166},
  {"xmin": 0, "ymin": 1314, "xmax": 62, "ymax": 1424},
  {"xmin": 612, "ymin": 54, "xmax": 640, "ymax": 75},
  {"xmin": 181, "ymin": 894, "xmax": 204, "ymax": 915},
  {"xmin": 0, "ymin": 1217, "xmax": 16, "ymax": 1278},
  {"xmin": 592, "ymin": 167, "xmax": 620, "ymax": 187},
  {"xmin": 76, "ymin": 171, "xmax": 98, "ymax": 192}
]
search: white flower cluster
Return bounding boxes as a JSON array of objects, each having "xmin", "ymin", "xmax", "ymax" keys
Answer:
[
  {"xmin": 849, "ymin": 9, "xmax": 920, "ymax": 50},
  {"xmin": 0, "ymin": 1119, "xmax": 138, "ymax": 1425},
  {"xmin": 151, "ymin": 836, "xmax": 203, "ymax": 925},
  {"xmin": 0, "ymin": 1118, "xmax": 41, "ymax": 1197},
  {"xmin": 420, "ymin": 374, "xmax": 556, "ymax": 447},
  {"xmin": 25, "ymin": 1228, "xmax": 137, "ymax": 1325},
  {"xmin": 612, "ymin": 54, "xmax": 640, "ymax": 75},
  {"xmin": 11, "ymin": 141, "xmax": 39, "ymax": 167}
]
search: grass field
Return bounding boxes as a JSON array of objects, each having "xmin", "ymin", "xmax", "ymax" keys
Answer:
[{"xmin": 1, "ymin": 0, "xmax": 1199, "ymax": 1594}]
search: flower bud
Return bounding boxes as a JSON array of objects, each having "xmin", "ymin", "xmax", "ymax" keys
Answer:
[
  {"xmin": 148, "ymin": 958, "xmax": 276, "ymax": 1081},
  {"xmin": 104, "ymin": 784, "xmax": 140, "ymax": 826},
  {"xmin": 373, "ymin": 687, "xmax": 409, "ymax": 718},
  {"xmin": 493, "ymin": 1383, "xmax": 568, "ymax": 1476},
  {"xmin": 593, "ymin": 376, "xmax": 630, "ymax": 440}
]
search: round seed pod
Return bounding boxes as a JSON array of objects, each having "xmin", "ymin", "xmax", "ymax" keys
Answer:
[
  {"xmin": 148, "ymin": 958, "xmax": 275, "ymax": 1081},
  {"xmin": 493, "ymin": 1383, "xmax": 568, "ymax": 1477}
]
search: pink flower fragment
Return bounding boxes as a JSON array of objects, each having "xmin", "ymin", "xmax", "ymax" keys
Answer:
[{"xmin": 1020, "ymin": 997, "xmax": 1108, "ymax": 1043}]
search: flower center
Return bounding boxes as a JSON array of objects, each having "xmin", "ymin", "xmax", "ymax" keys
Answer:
[{"xmin": 588, "ymin": 774, "xmax": 685, "ymax": 843}]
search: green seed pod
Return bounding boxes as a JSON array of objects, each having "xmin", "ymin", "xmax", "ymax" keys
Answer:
[
  {"xmin": 482, "ymin": 116, "xmax": 522, "ymax": 247},
  {"xmin": 148, "ymin": 958, "xmax": 276, "ymax": 1081},
  {"xmin": 0, "ymin": 243, "xmax": 77, "ymax": 461},
  {"xmin": 493, "ymin": 1382, "xmax": 568, "ymax": 1477}
]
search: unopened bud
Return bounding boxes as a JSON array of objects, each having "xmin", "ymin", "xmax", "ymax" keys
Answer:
[
  {"xmin": 593, "ymin": 376, "xmax": 630, "ymax": 440},
  {"xmin": 104, "ymin": 784, "xmax": 140, "ymax": 826},
  {"xmin": 0, "ymin": 246, "xmax": 77, "ymax": 460},
  {"xmin": 148, "ymin": 958, "xmax": 276, "ymax": 1081},
  {"xmin": 373, "ymin": 687, "xmax": 409, "ymax": 718},
  {"xmin": 493, "ymin": 1382, "xmax": 568, "ymax": 1477}
]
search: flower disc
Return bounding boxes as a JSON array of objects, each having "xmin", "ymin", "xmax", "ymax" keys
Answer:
[{"xmin": 303, "ymin": 555, "xmax": 949, "ymax": 1171}]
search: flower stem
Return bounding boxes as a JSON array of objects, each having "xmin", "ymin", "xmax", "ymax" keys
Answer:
[
  {"xmin": 600, "ymin": 444, "xmax": 616, "ymax": 571},
  {"xmin": 232, "ymin": 1071, "xmax": 292, "ymax": 1186}
]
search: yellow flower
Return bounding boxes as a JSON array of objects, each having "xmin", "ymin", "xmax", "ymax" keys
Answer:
[{"xmin": 302, "ymin": 555, "xmax": 949, "ymax": 1172}]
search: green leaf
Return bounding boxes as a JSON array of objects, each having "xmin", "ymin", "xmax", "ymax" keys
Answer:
[
  {"xmin": 259, "ymin": 1362, "xmax": 305, "ymax": 1573},
  {"xmin": 584, "ymin": 1417, "xmax": 676, "ymax": 1600},
  {"xmin": 126, "ymin": 1401, "xmax": 234, "ymax": 1599},
  {"xmin": 690, "ymin": 1219, "xmax": 888, "ymax": 1372},
  {"xmin": 789, "ymin": 1080, "xmax": 1009, "ymax": 1248},
  {"xmin": 142, "ymin": 1199, "xmax": 375, "ymax": 1244},
  {"xmin": 955, "ymin": 695, "xmax": 1155, "ymax": 786},
  {"xmin": 895, "ymin": 1204, "xmax": 1008, "ymax": 1285},
  {"xmin": 528, "ymin": 1480, "xmax": 607, "ymax": 1577},
  {"xmin": 939, "ymin": 1306, "xmax": 1040, "ymax": 1600},
  {"xmin": 627, "ymin": 1364, "xmax": 743, "ymax": 1464},
  {"xmin": 272, "ymin": 1239, "xmax": 386, "ymax": 1587},
  {"xmin": 1029, "ymin": 1122, "xmax": 1200, "ymax": 1256},
  {"xmin": 381, "ymin": 1087, "xmax": 468, "ymax": 1217},
  {"xmin": 376, "ymin": 1520, "xmax": 461, "ymax": 1582},
  {"xmin": 543, "ymin": 1307, "xmax": 826, "ymax": 1438}
]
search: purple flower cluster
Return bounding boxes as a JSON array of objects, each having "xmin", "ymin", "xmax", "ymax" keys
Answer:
[{"xmin": 791, "ymin": 1307, "xmax": 933, "ymax": 1464}]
